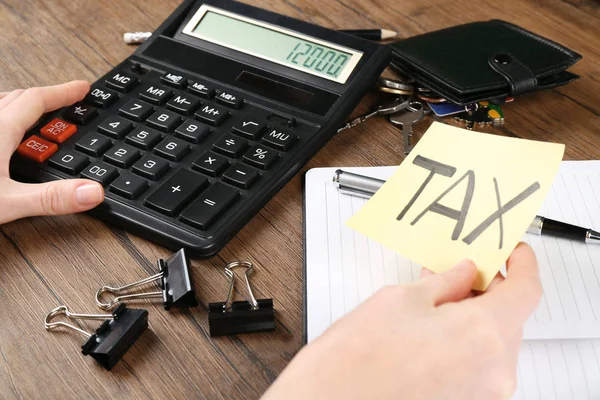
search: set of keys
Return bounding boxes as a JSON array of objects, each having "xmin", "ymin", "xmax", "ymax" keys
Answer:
[
  {"xmin": 337, "ymin": 96, "xmax": 426, "ymax": 154},
  {"xmin": 337, "ymin": 75, "xmax": 509, "ymax": 155}
]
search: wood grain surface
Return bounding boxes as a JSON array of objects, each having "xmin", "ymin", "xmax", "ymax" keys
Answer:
[{"xmin": 0, "ymin": 0, "xmax": 598, "ymax": 398}]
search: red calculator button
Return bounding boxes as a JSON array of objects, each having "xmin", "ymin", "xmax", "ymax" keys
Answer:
[
  {"xmin": 40, "ymin": 118, "xmax": 77, "ymax": 143},
  {"xmin": 17, "ymin": 135, "xmax": 58, "ymax": 162}
]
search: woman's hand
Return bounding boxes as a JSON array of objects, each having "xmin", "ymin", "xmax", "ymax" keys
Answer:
[
  {"xmin": 0, "ymin": 81, "xmax": 104, "ymax": 224},
  {"xmin": 263, "ymin": 242, "xmax": 541, "ymax": 400}
]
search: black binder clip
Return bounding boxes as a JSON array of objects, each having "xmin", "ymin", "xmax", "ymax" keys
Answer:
[
  {"xmin": 208, "ymin": 261, "xmax": 275, "ymax": 336},
  {"xmin": 95, "ymin": 248, "xmax": 198, "ymax": 310},
  {"xmin": 44, "ymin": 304, "xmax": 148, "ymax": 370}
]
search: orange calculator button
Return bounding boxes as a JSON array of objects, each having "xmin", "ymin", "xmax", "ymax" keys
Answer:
[
  {"xmin": 40, "ymin": 118, "xmax": 77, "ymax": 143},
  {"xmin": 17, "ymin": 135, "xmax": 58, "ymax": 163}
]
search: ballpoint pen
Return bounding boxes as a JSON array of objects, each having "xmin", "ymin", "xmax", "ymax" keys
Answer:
[{"xmin": 332, "ymin": 169, "xmax": 600, "ymax": 244}]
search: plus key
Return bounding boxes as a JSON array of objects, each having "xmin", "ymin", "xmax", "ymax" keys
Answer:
[{"xmin": 144, "ymin": 169, "xmax": 208, "ymax": 216}]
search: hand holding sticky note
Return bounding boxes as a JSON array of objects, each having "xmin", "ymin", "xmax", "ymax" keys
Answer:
[{"xmin": 347, "ymin": 122, "xmax": 564, "ymax": 290}]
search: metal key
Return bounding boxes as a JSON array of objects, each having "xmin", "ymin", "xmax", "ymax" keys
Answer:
[
  {"xmin": 337, "ymin": 97, "xmax": 410, "ymax": 133},
  {"xmin": 389, "ymin": 101, "xmax": 424, "ymax": 154}
]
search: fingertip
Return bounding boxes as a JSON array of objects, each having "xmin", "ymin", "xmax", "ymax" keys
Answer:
[
  {"xmin": 63, "ymin": 80, "xmax": 91, "ymax": 102},
  {"xmin": 70, "ymin": 80, "xmax": 91, "ymax": 92},
  {"xmin": 507, "ymin": 242, "xmax": 538, "ymax": 276},
  {"xmin": 420, "ymin": 267, "xmax": 434, "ymax": 279},
  {"xmin": 74, "ymin": 181, "xmax": 104, "ymax": 209}
]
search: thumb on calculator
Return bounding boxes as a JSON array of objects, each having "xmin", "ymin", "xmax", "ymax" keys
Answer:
[
  {"xmin": 0, "ymin": 80, "xmax": 105, "ymax": 224},
  {"xmin": 1, "ymin": 179, "xmax": 104, "ymax": 223}
]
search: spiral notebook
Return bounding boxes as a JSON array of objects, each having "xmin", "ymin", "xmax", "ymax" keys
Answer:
[{"xmin": 303, "ymin": 162, "xmax": 600, "ymax": 399}]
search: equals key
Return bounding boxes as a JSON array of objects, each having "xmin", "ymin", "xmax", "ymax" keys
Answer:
[{"xmin": 180, "ymin": 183, "xmax": 240, "ymax": 230}]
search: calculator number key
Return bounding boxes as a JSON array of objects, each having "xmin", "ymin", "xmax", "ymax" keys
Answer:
[
  {"xmin": 132, "ymin": 156, "xmax": 170, "ymax": 180},
  {"xmin": 232, "ymin": 118, "xmax": 266, "ymax": 140},
  {"xmin": 262, "ymin": 128, "xmax": 298, "ymax": 151},
  {"xmin": 63, "ymin": 103, "xmax": 98, "ymax": 125},
  {"xmin": 98, "ymin": 116, "xmax": 134, "ymax": 139},
  {"xmin": 105, "ymin": 72, "xmax": 139, "ymax": 92},
  {"xmin": 213, "ymin": 134, "xmax": 248, "ymax": 158},
  {"xmin": 17, "ymin": 135, "xmax": 58, "ymax": 163},
  {"xmin": 103, "ymin": 144, "xmax": 141, "ymax": 168},
  {"xmin": 175, "ymin": 120, "xmax": 210, "ymax": 143},
  {"xmin": 109, "ymin": 173, "xmax": 148, "ymax": 200},
  {"xmin": 180, "ymin": 183, "xmax": 240, "ymax": 230},
  {"xmin": 192, "ymin": 151, "xmax": 229, "ymax": 177},
  {"xmin": 216, "ymin": 91, "xmax": 243, "ymax": 109},
  {"xmin": 48, "ymin": 150, "xmax": 89, "ymax": 175},
  {"xmin": 144, "ymin": 169, "xmax": 208, "ymax": 216},
  {"xmin": 75, "ymin": 133, "xmax": 112, "ymax": 157},
  {"xmin": 119, "ymin": 100, "xmax": 154, "ymax": 122},
  {"xmin": 195, "ymin": 104, "xmax": 228, "ymax": 126},
  {"xmin": 153, "ymin": 138, "xmax": 190, "ymax": 161},
  {"xmin": 243, "ymin": 145, "xmax": 279, "ymax": 169},
  {"xmin": 138, "ymin": 84, "xmax": 173, "ymax": 105},
  {"xmin": 146, "ymin": 109, "xmax": 181, "ymax": 132},
  {"xmin": 85, "ymin": 86, "xmax": 119, "ymax": 108},
  {"xmin": 125, "ymin": 127, "xmax": 163, "ymax": 150},
  {"xmin": 166, "ymin": 94, "xmax": 201, "ymax": 115},
  {"xmin": 222, "ymin": 163, "xmax": 260, "ymax": 189},
  {"xmin": 81, "ymin": 162, "xmax": 118, "ymax": 185}
]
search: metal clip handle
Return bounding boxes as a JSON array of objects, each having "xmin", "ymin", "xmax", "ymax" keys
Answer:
[
  {"xmin": 44, "ymin": 305, "xmax": 115, "ymax": 338},
  {"xmin": 223, "ymin": 261, "xmax": 259, "ymax": 310},
  {"xmin": 95, "ymin": 271, "xmax": 163, "ymax": 310}
]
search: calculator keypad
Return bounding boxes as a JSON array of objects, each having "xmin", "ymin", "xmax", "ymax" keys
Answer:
[{"xmin": 18, "ymin": 64, "xmax": 317, "ymax": 243}]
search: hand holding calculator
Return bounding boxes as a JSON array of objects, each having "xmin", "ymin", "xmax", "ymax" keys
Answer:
[{"xmin": 10, "ymin": 0, "xmax": 390, "ymax": 256}]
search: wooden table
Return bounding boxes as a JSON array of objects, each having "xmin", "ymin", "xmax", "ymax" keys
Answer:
[{"xmin": 0, "ymin": 0, "xmax": 598, "ymax": 398}]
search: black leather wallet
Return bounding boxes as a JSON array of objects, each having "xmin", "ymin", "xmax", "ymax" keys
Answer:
[{"xmin": 388, "ymin": 20, "xmax": 582, "ymax": 105}]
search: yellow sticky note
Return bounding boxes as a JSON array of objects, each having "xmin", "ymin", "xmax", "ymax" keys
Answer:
[{"xmin": 347, "ymin": 122, "xmax": 565, "ymax": 290}]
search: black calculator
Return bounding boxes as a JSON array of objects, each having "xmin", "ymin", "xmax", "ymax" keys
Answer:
[{"xmin": 10, "ymin": 0, "xmax": 390, "ymax": 256}]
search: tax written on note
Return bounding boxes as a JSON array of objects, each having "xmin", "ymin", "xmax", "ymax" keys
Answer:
[{"xmin": 347, "ymin": 122, "xmax": 564, "ymax": 290}]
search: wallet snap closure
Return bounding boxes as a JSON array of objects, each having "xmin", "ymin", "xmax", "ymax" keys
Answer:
[{"xmin": 488, "ymin": 53, "xmax": 537, "ymax": 97}]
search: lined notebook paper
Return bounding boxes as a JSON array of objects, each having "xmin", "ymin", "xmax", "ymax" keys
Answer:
[{"xmin": 304, "ymin": 162, "xmax": 600, "ymax": 399}]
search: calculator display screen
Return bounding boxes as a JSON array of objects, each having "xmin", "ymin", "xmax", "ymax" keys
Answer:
[{"xmin": 182, "ymin": 5, "xmax": 363, "ymax": 84}]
